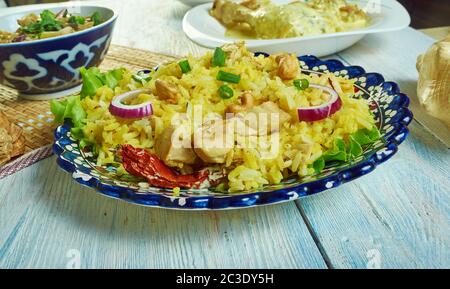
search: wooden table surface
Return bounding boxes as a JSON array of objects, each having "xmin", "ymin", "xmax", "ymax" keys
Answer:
[{"xmin": 0, "ymin": 0, "xmax": 449, "ymax": 269}]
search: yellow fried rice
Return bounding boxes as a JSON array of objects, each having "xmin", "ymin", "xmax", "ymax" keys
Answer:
[{"xmin": 81, "ymin": 43, "xmax": 375, "ymax": 192}]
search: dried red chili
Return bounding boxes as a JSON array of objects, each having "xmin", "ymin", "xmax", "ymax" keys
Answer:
[{"xmin": 121, "ymin": 144, "xmax": 209, "ymax": 189}]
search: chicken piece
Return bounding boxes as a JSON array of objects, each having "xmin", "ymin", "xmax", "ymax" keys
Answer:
[
  {"xmin": 154, "ymin": 126, "xmax": 197, "ymax": 166},
  {"xmin": 276, "ymin": 53, "xmax": 300, "ymax": 80},
  {"xmin": 237, "ymin": 101, "xmax": 291, "ymax": 136},
  {"xmin": 210, "ymin": 0, "xmax": 369, "ymax": 39},
  {"xmin": 210, "ymin": 0, "xmax": 256, "ymax": 28},
  {"xmin": 193, "ymin": 119, "xmax": 234, "ymax": 163},
  {"xmin": 154, "ymin": 79, "xmax": 179, "ymax": 104}
]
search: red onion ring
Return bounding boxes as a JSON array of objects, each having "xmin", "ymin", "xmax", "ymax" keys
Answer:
[
  {"xmin": 109, "ymin": 89, "xmax": 153, "ymax": 119},
  {"xmin": 297, "ymin": 84, "xmax": 342, "ymax": 122}
]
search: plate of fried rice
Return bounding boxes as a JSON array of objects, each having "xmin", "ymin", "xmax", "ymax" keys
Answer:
[{"xmin": 52, "ymin": 43, "xmax": 412, "ymax": 209}]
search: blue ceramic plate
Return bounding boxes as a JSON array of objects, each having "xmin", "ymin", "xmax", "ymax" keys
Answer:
[{"xmin": 53, "ymin": 54, "xmax": 413, "ymax": 210}]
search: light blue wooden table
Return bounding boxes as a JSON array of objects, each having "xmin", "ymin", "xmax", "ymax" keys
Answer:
[{"xmin": 0, "ymin": 0, "xmax": 449, "ymax": 269}]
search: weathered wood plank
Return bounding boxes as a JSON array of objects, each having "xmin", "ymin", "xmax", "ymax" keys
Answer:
[
  {"xmin": 297, "ymin": 114, "xmax": 450, "ymax": 269},
  {"xmin": 0, "ymin": 157, "xmax": 327, "ymax": 269},
  {"xmin": 106, "ymin": 0, "xmax": 209, "ymax": 57}
]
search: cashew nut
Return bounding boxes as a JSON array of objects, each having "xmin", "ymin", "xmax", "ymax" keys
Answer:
[
  {"xmin": 155, "ymin": 79, "xmax": 180, "ymax": 104},
  {"xmin": 276, "ymin": 53, "xmax": 300, "ymax": 80},
  {"xmin": 226, "ymin": 91, "xmax": 254, "ymax": 114}
]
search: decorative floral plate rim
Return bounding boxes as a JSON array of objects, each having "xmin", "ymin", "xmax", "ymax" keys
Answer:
[{"xmin": 53, "ymin": 54, "xmax": 413, "ymax": 210}]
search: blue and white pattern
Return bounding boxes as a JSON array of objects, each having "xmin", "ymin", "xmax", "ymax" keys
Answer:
[
  {"xmin": 2, "ymin": 35, "xmax": 110, "ymax": 93},
  {"xmin": 0, "ymin": 11, "xmax": 116, "ymax": 95},
  {"xmin": 53, "ymin": 54, "xmax": 413, "ymax": 210}
]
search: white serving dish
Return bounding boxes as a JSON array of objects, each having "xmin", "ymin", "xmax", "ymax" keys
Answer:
[
  {"xmin": 182, "ymin": 0, "xmax": 411, "ymax": 56},
  {"xmin": 177, "ymin": 0, "xmax": 213, "ymax": 7}
]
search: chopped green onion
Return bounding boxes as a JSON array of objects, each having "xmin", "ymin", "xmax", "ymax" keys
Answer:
[
  {"xmin": 216, "ymin": 70, "xmax": 240, "ymax": 84},
  {"xmin": 218, "ymin": 85, "xmax": 234, "ymax": 99},
  {"xmin": 132, "ymin": 74, "xmax": 151, "ymax": 84},
  {"xmin": 294, "ymin": 79, "xmax": 309, "ymax": 90},
  {"xmin": 132, "ymin": 70, "xmax": 151, "ymax": 84},
  {"xmin": 212, "ymin": 47, "xmax": 226, "ymax": 67},
  {"xmin": 91, "ymin": 12, "xmax": 102, "ymax": 26},
  {"xmin": 178, "ymin": 60, "xmax": 191, "ymax": 73}
]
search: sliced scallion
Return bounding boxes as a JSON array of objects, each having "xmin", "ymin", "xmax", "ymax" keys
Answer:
[
  {"xmin": 212, "ymin": 47, "xmax": 226, "ymax": 67},
  {"xmin": 216, "ymin": 70, "xmax": 240, "ymax": 84},
  {"xmin": 218, "ymin": 85, "xmax": 234, "ymax": 99},
  {"xmin": 178, "ymin": 60, "xmax": 191, "ymax": 73},
  {"xmin": 294, "ymin": 79, "xmax": 309, "ymax": 90},
  {"xmin": 91, "ymin": 12, "xmax": 102, "ymax": 26},
  {"xmin": 132, "ymin": 71, "xmax": 151, "ymax": 84}
]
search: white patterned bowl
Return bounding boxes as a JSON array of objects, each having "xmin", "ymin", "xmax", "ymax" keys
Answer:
[{"xmin": 0, "ymin": 5, "xmax": 117, "ymax": 99}]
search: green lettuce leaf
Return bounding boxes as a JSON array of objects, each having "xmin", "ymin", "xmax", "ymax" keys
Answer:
[
  {"xmin": 80, "ymin": 67, "xmax": 104, "ymax": 99},
  {"xmin": 347, "ymin": 135, "xmax": 363, "ymax": 158},
  {"xmin": 50, "ymin": 99, "xmax": 67, "ymax": 123},
  {"xmin": 312, "ymin": 157, "xmax": 325, "ymax": 174},
  {"xmin": 80, "ymin": 67, "xmax": 125, "ymax": 99},
  {"xmin": 104, "ymin": 68, "xmax": 125, "ymax": 89},
  {"xmin": 311, "ymin": 126, "xmax": 382, "ymax": 174},
  {"xmin": 50, "ymin": 95, "xmax": 86, "ymax": 141},
  {"xmin": 323, "ymin": 138, "xmax": 347, "ymax": 162},
  {"xmin": 51, "ymin": 95, "xmax": 85, "ymax": 126},
  {"xmin": 51, "ymin": 67, "xmax": 126, "ymax": 152},
  {"xmin": 351, "ymin": 127, "xmax": 380, "ymax": 146}
]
